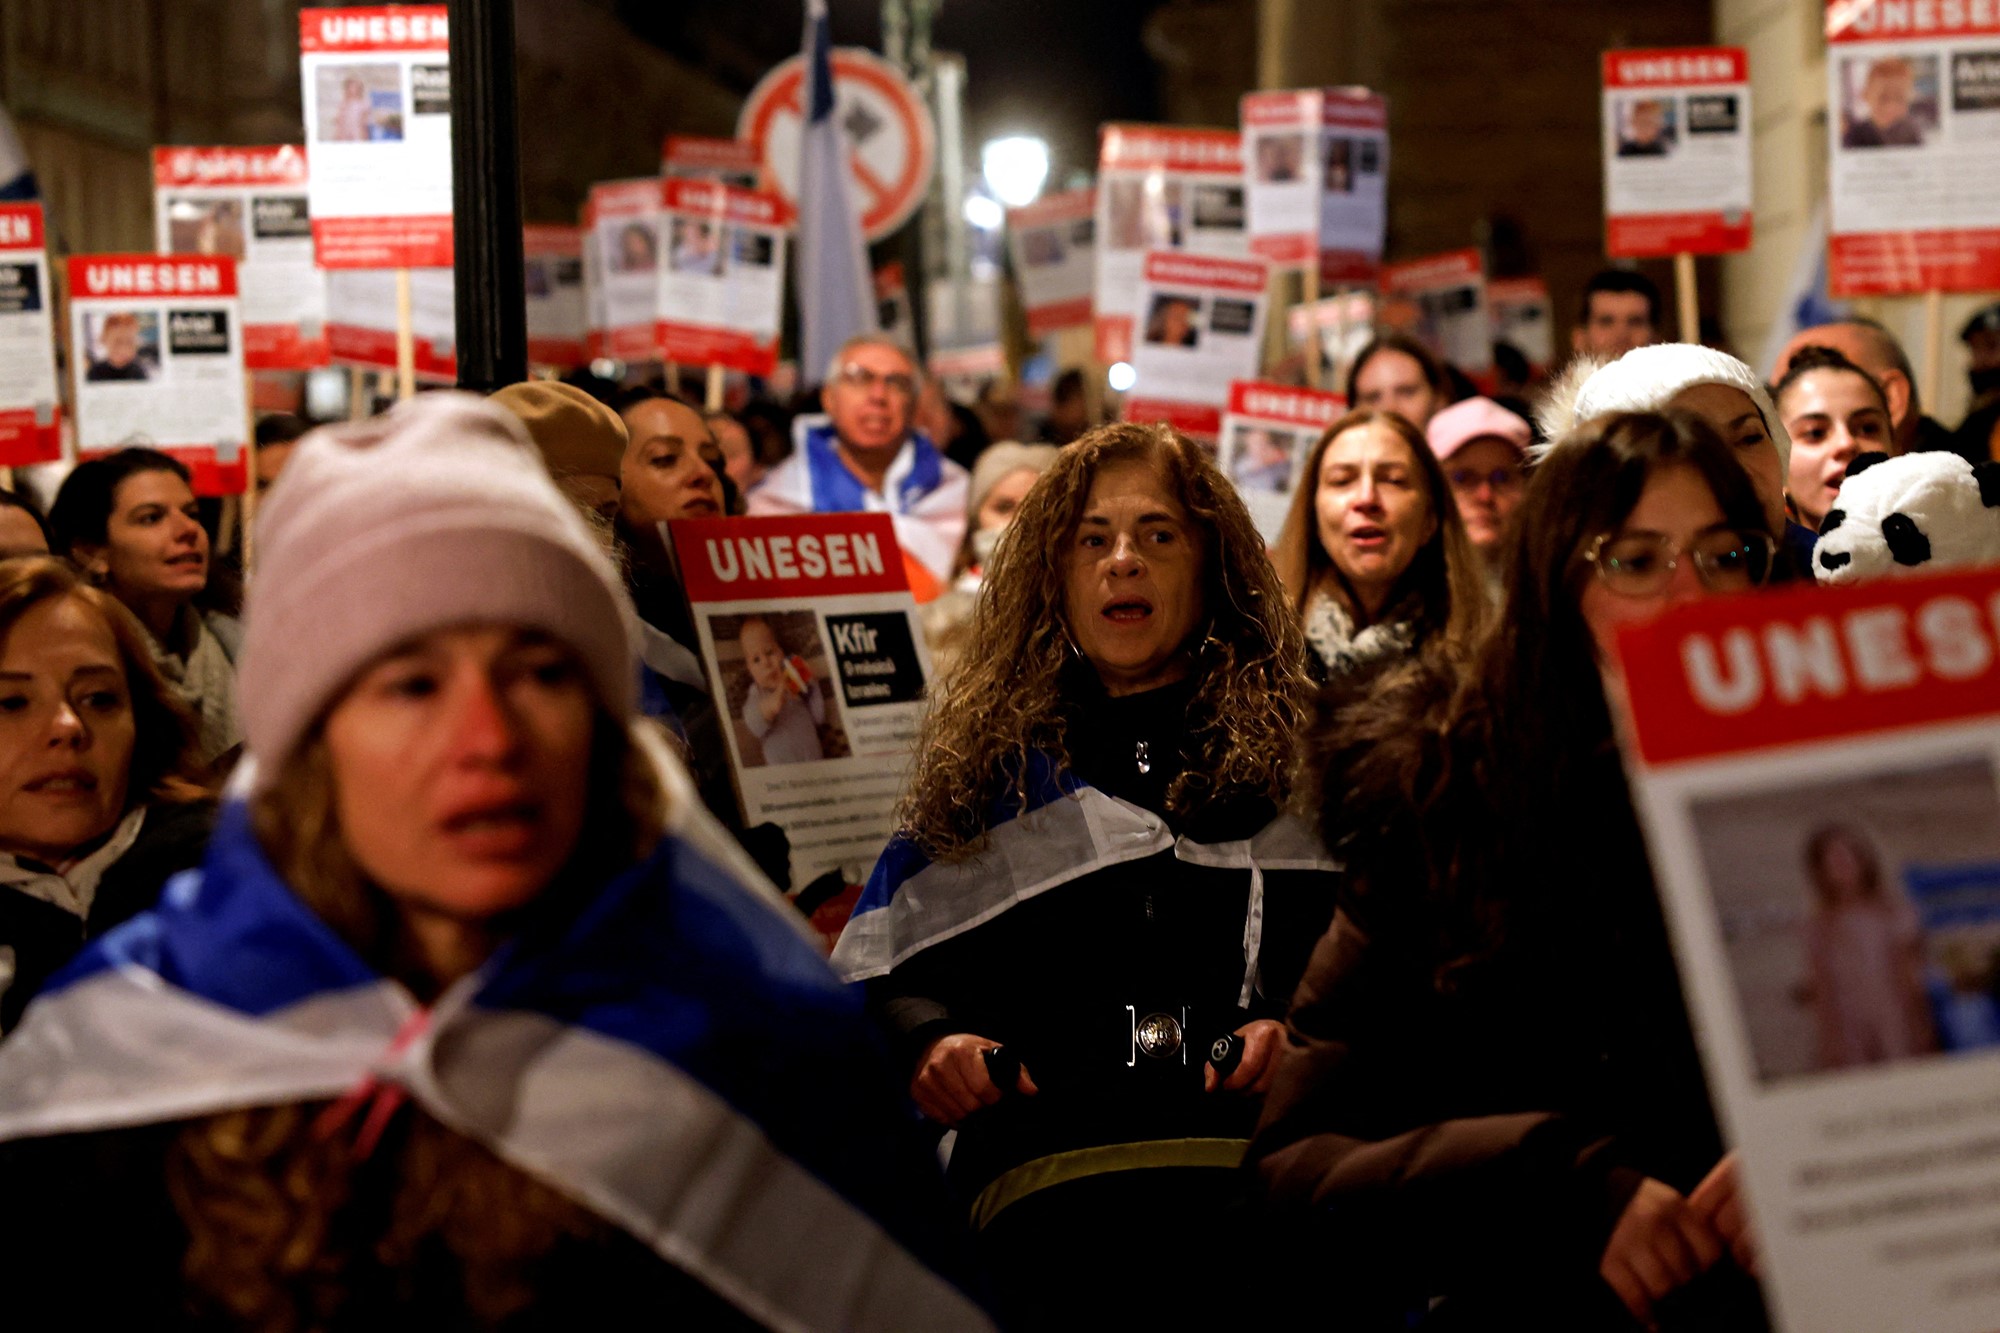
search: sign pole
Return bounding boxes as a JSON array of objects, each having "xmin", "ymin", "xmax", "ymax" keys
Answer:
[
  {"xmin": 1300, "ymin": 266, "xmax": 1323, "ymax": 389},
  {"xmin": 666, "ymin": 360, "xmax": 683, "ymax": 396},
  {"xmin": 1674, "ymin": 252, "xmax": 1699, "ymax": 345},
  {"xmin": 395, "ymin": 268, "xmax": 416, "ymax": 401},
  {"xmin": 704, "ymin": 362, "xmax": 726, "ymax": 412},
  {"xmin": 448, "ymin": 0, "xmax": 528, "ymax": 393},
  {"xmin": 1921, "ymin": 287, "xmax": 1944, "ymax": 414},
  {"xmin": 241, "ymin": 370, "xmax": 259, "ymax": 577},
  {"xmin": 349, "ymin": 365, "xmax": 367, "ymax": 420}
]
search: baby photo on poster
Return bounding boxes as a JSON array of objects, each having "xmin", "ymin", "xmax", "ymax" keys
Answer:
[
  {"xmin": 315, "ymin": 64, "xmax": 405, "ymax": 142},
  {"xmin": 1840, "ymin": 54, "xmax": 1939, "ymax": 149},
  {"xmin": 84, "ymin": 310, "xmax": 160, "ymax": 382},
  {"xmin": 710, "ymin": 610, "xmax": 852, "ymax": 768}
]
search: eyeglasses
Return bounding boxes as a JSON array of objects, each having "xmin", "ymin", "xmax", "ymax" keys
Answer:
[
  {"xmin": 1583, "ymin": 528, "xmax": 1776, "ymax": 597},
  {"xmin": 835, "ymin": 364, "xmax": 917, "ymax": 399},
  {"xmin": 1446, "ymin": 465, "xmax": 1522, "ymax": 494}
]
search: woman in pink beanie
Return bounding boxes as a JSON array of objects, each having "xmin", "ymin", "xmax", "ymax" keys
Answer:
[{"xmin": 0, "ymin": 394, "xmax": 987, "ymax": 1330}]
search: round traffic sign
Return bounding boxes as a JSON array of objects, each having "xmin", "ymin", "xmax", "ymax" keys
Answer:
[{"xmin": 738, "ymin": 47, "xmax": 937, "ymax": 244}]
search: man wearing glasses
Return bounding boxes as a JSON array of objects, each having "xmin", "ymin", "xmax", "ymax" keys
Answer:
[{"xmin": 748, "ymin": 334, "xmax": 969, "ymax": 598}]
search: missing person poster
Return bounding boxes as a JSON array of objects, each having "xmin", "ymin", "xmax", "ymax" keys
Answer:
[
  {"xmin": 325, "ymin": 267, "xmax": 456, "ymax": 381},
  {"xmin": 1125, "ymin": 251, "xmax": 1271, "ymax": 441},
  {"xmin": 661, "ymin": 134, "xmax": 763, "ymax": 190},
  {"xmin": 1094, "ymin": 125, "xmax": 1247, "ymax": 365},
  {"xmin": 153, "ymin": 145, "xmax": 329, "ymax": 369},
  {"xmin": 67, "ymin": 255, "xmax": 248, "ymax": 494},
  {"xmin": 299, "ymin": 6, "xmax": 452, "ymax": 269},
  {"xmin": 585, "ymin": 178, "xmax": 665, "ymax": 363},
  {"xmin": 656, "ymin": 178, "xmax": 788, "ymax": 376},
  {"xmin": 523, "ymin": 224, "xmax": 585, "ymax": 371},
  {"xmin": 1006, "ymin": 187, "xmax": 1095, "ymax": 336},
  {"xmin": 1380, "ymin": 248, "xmax": 1493, "ymax": 377},
  {"xmin": 1488, "ymin": 275, "xmax": 1555, "ymax": 374},
  {"xmin": 1825, "ymin": 0, "xmax": 2000, "ymax": 293},
  {"xmin": 1601, "ymin": 47, "xmax": 1754, "ymax": 257},
  {"xmin": 670, "ymin": 513, "xmax": 932, "ymax": 929},
  {"xmin": 1241, "ymin": 87, "xmax": 1389, "ymax": 284},
  {"xmin": 0, "ymin": 205, "xmax": 60, "ymax": 468},
  {"xmin": 1217, "ymin": 380, "xmax": 1344, "ymax": 543},
  {"xmin": 1613, "ymin": 565, "xmax": 2000, "ymax": 1333}
]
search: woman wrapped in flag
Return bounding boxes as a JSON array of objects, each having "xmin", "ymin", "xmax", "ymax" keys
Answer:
[
  {"xmin": 0, "ymin": 395, "xmax": 989, "ymax": 1331},
  {"xmin": 830, "ymin": 421, "xmax": 1341, "ymax": 1328}
]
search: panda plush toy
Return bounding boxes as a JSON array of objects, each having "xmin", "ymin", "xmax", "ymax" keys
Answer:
[{"xmin": 1813, "ymin": 451, "xmax": 2000, "ymax": 584}]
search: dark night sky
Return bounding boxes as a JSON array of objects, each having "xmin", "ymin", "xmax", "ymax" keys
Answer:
[{"xmin": 618, "ymin": 0, "xmax": 1168, "ymax": 186}]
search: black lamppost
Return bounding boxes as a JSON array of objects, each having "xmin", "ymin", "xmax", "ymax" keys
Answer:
[{"xmin": 448, "ymin": 0, "xmax": 527, "ymax": 391}]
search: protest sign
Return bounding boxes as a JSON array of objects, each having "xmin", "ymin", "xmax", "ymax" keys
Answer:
[
  {"xmin": 325, "ymin": 267, "xmax": 456, "ymax": 381},
  {"xmin": 1006, "ymin": 187, "xmax": 1096, "ymax": 336},
  {"xmin": 1380, "ymin": 248, "xmax": 1493, "ymax": 377},
  {"xmin": 298, "ymin": 6, "xmax": 452, "ymax": 269},
  {"xmin": 656, "ymin": 179, "xmax": 789, "ymax": 376},
  {"xmin": 1826, "ymin": 0, "xmax": 2000, "ymax": 294},
  {"xmin": 669, "ymin": 513, "xmax": 932, "ymax": 932},
  {"xmin": 0, "ymin": 204, "xmax": 60, "ymax": 468},
  {"xmin": 1241, "ymin": 87, "xmax": 1389, "ymax": 284},
  {"xmin": 522, "ymin": 224, "xmax": 585, "ymax": 370},
  {"xmin": 1094, "ymin": 124, "xmax": 1247, "ymax": 365},
  {"xmin": 1488, "ymin": 275, "xmax": 1555, "ymax": 373},
  {"xmin": 1218, "ymin": 380, "xmax": 1344, "ymax": 543},
  {"xmin": 1287, "ymin": 289, "xmax": 1378, "ymax": 389},
  {"xmin": 153, "ymin": 146, "xmax": 328, "ymax": 370},
  {"xmin": 1601, "ymin": 47, "xmax": 1753, "ymax": 258},
  {"xmin": 661, "ymin": 134, "xmax": 762, "ymax": 190},
  {"xmin": 585, "ymin": 178, "xmax": 665, "ymax": 363},
  {"xmin": 1124, "ymin": 251, "xmax": 1270, "ymax": 441},
  {"xmin": 67, "ymin": 255, "xmax": 249, "ymax": 494},
  {"xmin": 1613, "ymin": 564, "xmax": 2000, "ymax": 1333}
]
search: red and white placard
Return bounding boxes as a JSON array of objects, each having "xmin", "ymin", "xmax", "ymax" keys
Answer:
[
  {"xmin": 523, "ymin": 225, "xmax": 585, "ymax": 370},
  {"xmin": 299, "ymin": 6, "xmax": 453, "ymax": 268},
  {"xmin": 67, "ymin": 255, "xmax": 248, "ymax": 495},
  {"xmin": 325, "ymin": 268, "xmax": 456, "ymax": 381},
  {"xmin": 661, "ymin": 135, "xmax": 763, "ymax": 191},
  {"xmin": 1123, "ymin": 250, "xmax": 1270, "ymax": 440},
  {"xmin": 1094, "ymin": 125, "xmax": 1249, "ymax": 365},
  {"xmin": 1006, "ymin": 187, "xmax": 1096, "ymax": 337},
  {"xmin": 1241, "ymin": 87, "xmax": 1389, "ymax": 283},
  {"xmin": 153, "ymin": 146, "xmax": 329, "ymax": 369},
  {"xmin": 1218, "ymin": 379, "xmax": 1345, "ymax": 542},
  {"xmin": 656, "ymin": 179, "xmax": 789, "ymax": 376},
  {"xmin": 1614, "ymin": 564, "xmax": 2000, "ymax": 1333},
  {"xmin": 1825, "ymin": 0, "xmax": 2000, "ymax": 294},
  {"xmin": 1380, "ymin": 248, "xmax": 1493, "ymax": 376},
  {"xmin": 0, "ymin": 205, "xmax": 61, "ymax": 468},
  {"xmin": 1602, "ymin": 47, "xmax": 1753, "ymax": 257},
  {"xmin": 585, "ymin": 178, "xmax": 664, "ymax": 363}
]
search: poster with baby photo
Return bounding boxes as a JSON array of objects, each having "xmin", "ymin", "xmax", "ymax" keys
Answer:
[
  {"xmin": 1611, "ymin": 563, "xmax": 2000, "ymax": 1333},
  {"xmin": 670, "ymin": 512, "xmax": 934, "ymax": 949}
]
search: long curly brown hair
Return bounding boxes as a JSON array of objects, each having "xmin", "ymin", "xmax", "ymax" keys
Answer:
[{"xmin": 899, "ymin": 421, "xmax": 1310, "ymax": 861}]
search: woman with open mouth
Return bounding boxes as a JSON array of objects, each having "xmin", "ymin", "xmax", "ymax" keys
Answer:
[
  {"xmin": 1272, "ymin": 409, "xmax": 1489, "ymax": 686},
  {"xmin": 833, "ymin": 420, "xmax": 1339, "ymax": 1329},
  {"xmin": 49, "ymin": 449, "xmax": 242, "ymax": 770},
  {"xmin": 0, "ymin": 557, "xmax": 213, "ymax": 1034}
]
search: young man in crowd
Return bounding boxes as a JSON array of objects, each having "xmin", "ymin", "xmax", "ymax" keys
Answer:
[
  {"xmin": 1777, "ymin": 316, "xmax": 1971, "ymax": 461},
  {"xmin": 747, "ymin": 333, "xmax": 968, "ymax": 598},
  {"xmin": 1958, "ymin": 302, "xmax": 2000, "ymax": 463},
  {"xmin": 1571, "ymin": 269, "xmax": 1661, "ymax": 361}
]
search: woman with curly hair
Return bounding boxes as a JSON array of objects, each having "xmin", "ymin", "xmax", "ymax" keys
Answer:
[
  {"xmin": 831, "ymin": 421, "xmax": 1339, "ymax": 1329},
  {"xmin": 0, "ymin": 396, "xmax": 987, "ymax": 1330}
]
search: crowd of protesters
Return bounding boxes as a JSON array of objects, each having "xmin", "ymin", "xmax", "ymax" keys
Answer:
[{"xmin": 0, "ymin": 263, "xmax": 1996, "ymax": 1331}]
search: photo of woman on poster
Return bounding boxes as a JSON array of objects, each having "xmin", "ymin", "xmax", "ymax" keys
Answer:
[{"xmin": 1803, "ymin": 824, "xmax": 1938, "ymax": 1070}]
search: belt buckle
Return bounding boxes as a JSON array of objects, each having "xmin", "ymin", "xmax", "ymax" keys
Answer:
[{"xmin": 1126, "ymin": 1004, "xmax": 1187, "ymax": 1066}]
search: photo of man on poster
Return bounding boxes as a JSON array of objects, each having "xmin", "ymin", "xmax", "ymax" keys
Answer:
[{"xmin": 1618, "ymin": 96, "xmax": 1676, "ymax": 156}]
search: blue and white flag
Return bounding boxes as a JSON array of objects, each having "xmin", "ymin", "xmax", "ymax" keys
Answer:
[
  {"xmin": 0, "ymin": 752, "xmax": 989, "ymax": 1331},
  {"xmin": 795, "ymin": 0, "xmax": 878, "ymax": 381},
  {"xmin": 0, "ymin": 103, "xmax": 37, "ymax": 202}
]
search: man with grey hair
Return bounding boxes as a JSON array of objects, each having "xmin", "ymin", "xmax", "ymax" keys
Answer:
[
  {"xmin": 747, "ymin": 333, "xmax": 969, "ymax": 592},
  {"xmin": 1776, "ymin": 317, "xmax": 1972, "ymax": 461}
]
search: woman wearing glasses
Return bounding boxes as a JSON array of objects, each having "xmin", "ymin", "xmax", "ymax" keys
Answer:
[{"xmin": 1250, "ymin": 411, "xmax": 1774, "ymax": 1331}]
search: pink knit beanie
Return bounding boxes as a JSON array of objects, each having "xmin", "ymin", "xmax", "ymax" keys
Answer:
[{"xmin": 239, "ymin": 392, "xmax": 637, "ymax": 790}]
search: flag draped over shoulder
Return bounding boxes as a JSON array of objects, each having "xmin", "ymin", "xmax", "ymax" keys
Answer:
[
  {"xmin": 0, "ymin": 789, "xmax": 991, "ymax": 1333},
  {"xmin": 795, "ymin": 0, "xmax": 879, "ymax": 379}
]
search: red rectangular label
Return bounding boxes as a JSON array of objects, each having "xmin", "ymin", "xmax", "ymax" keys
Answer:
[
  {"xmin": 243, "ymin": 322, "xmax": 331, "ymax": 371},
  {"xmin": 0, "ymin": 408, "xmax": 61, "ymax": 469},
  {"xmin": 1226, "ymin": 379, "xmax": 1347, "ymax": 427},
  {"xmin": 662, "ymin": 135, "xmax": 760, "ymax": 172},
  {"xmin": 0, "ymin": 204, "xmax": 43, "ymax": 251},
  {"xmin": 1024, "ymin": 295, "xmax": 1093, "ymax": 338},
  {"xmin": 1099, "ymin": 124, "xmax": 1242, "ymax": 175},
  {"xmin": 1141, "ymin": 250, "xmax": 1268, "ymax": 292},
  {"xmin": 299, "ymin": 6, "xmax": 449, "ymax": 52},
  {"xmin": 153, "ymin": 145, "xmax": 308, "ymax": 189},
  {"xmin": 1095, "ymin": 314, "xmax": 1134, "ymax": 366},
  {"xmin": 1123, "ymin": 396, "xmax": 1223, "ymax": 439},
  {"xmin": 69, "ymin": 255, "xmax": 239, "ymax": 300},
  {"xmin": 1827, "ymin": 0, "xmax": 2000, "ymax": 43},
  {"xmin": 662, "ymin": 179, "xmax": 790, "ymax": 229},
  {"xmin": 655, "ymin": 322, "xmax": 778, "ymax": 377},
  {"xmin": 1615, "ymin": 565, "xmax": 2000, "ymax": 767},
  {"xmin": 585, "ymin": 179, "xmax": 662, "ymax": 225},
  {"xmin": 1603, "ymin": 46, "xmax": 1748, "ymax": 88},
  {"xmin": 1829, "ymin": 229, "xmax": 2000, "ymax": 295},
  {"xmin": 1382, "ymin": 247, "xmax": 1483, "ymax": 292},
  {"xmin": 311, "ymin": 215, "xmax": 452, "ymax": 269},
  {"xmin": 672, "ymin": 514, "xmax": 910, "ymax": 603},
  {"xmin": 1007, "ymin": 187, "xmax": 1095, "ymax": 230},
  {"xmin": 1609, "ymin": 212, "xmax": 1754, "ymax": 258}
]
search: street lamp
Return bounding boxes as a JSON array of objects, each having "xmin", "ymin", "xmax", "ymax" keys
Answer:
[
  {"xmin": 981, "ymin": 134, "xmax": 1050, "ymax": 209},
  {"xmin": 963, "ymin": 194, "xmax": 1005, "ymax": 231}
]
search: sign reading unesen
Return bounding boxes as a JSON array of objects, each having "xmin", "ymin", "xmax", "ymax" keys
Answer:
[
  {"xmin": 1125, "ymin": 250, "xmax": 1271, "ymax": 441},
  {"xmin": 661, "ymin": 135, "xmax": 763, "ymax": 191},
  {"xmin": 68, "ymin": 255, "xmax": 249, "ymax": 495},
  {"xmin": 299, "ymin": 6, "xmax": 453, "ymax": 269},
  {"xmin": 656, "ymin": 179, "xmax": 790, "ymax": 376},
  {"xmin": 1825, "ymin": 0, "xmax": 2000, "ymax": 293},
  {"xmin": 1602, "ymin": 46, "xmax": 1753, "ymax": 257},
  {"xmin": 1006, "ymin": 187, "xmax": 1096, "ymax": 337},
  {"xmin": 153, "ymin": 145, "xmax": 329, "ymax": 370},
  {"xmin": 1241, "ymin": 87, "xmax": 1390, "ymax": 283},
  {"xmin": 1613, "ymin": 565, "xmax": 2000, "ymax": 1333},
  {"xmin": 1218, "ymin": 379, "xmax": 1345, "ymax": 543},
  {"xmin": 0, "ymin": 204, "xmax": 61, "ymax": 468}
]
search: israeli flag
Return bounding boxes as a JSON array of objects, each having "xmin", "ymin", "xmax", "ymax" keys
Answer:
[
  {"xmin": 0, "ymin": 103, "xmax": 37, "ymax": 202},
  {"xmin": 795, "ymin": 0, "xmax": 878, "ymax": 381}
]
